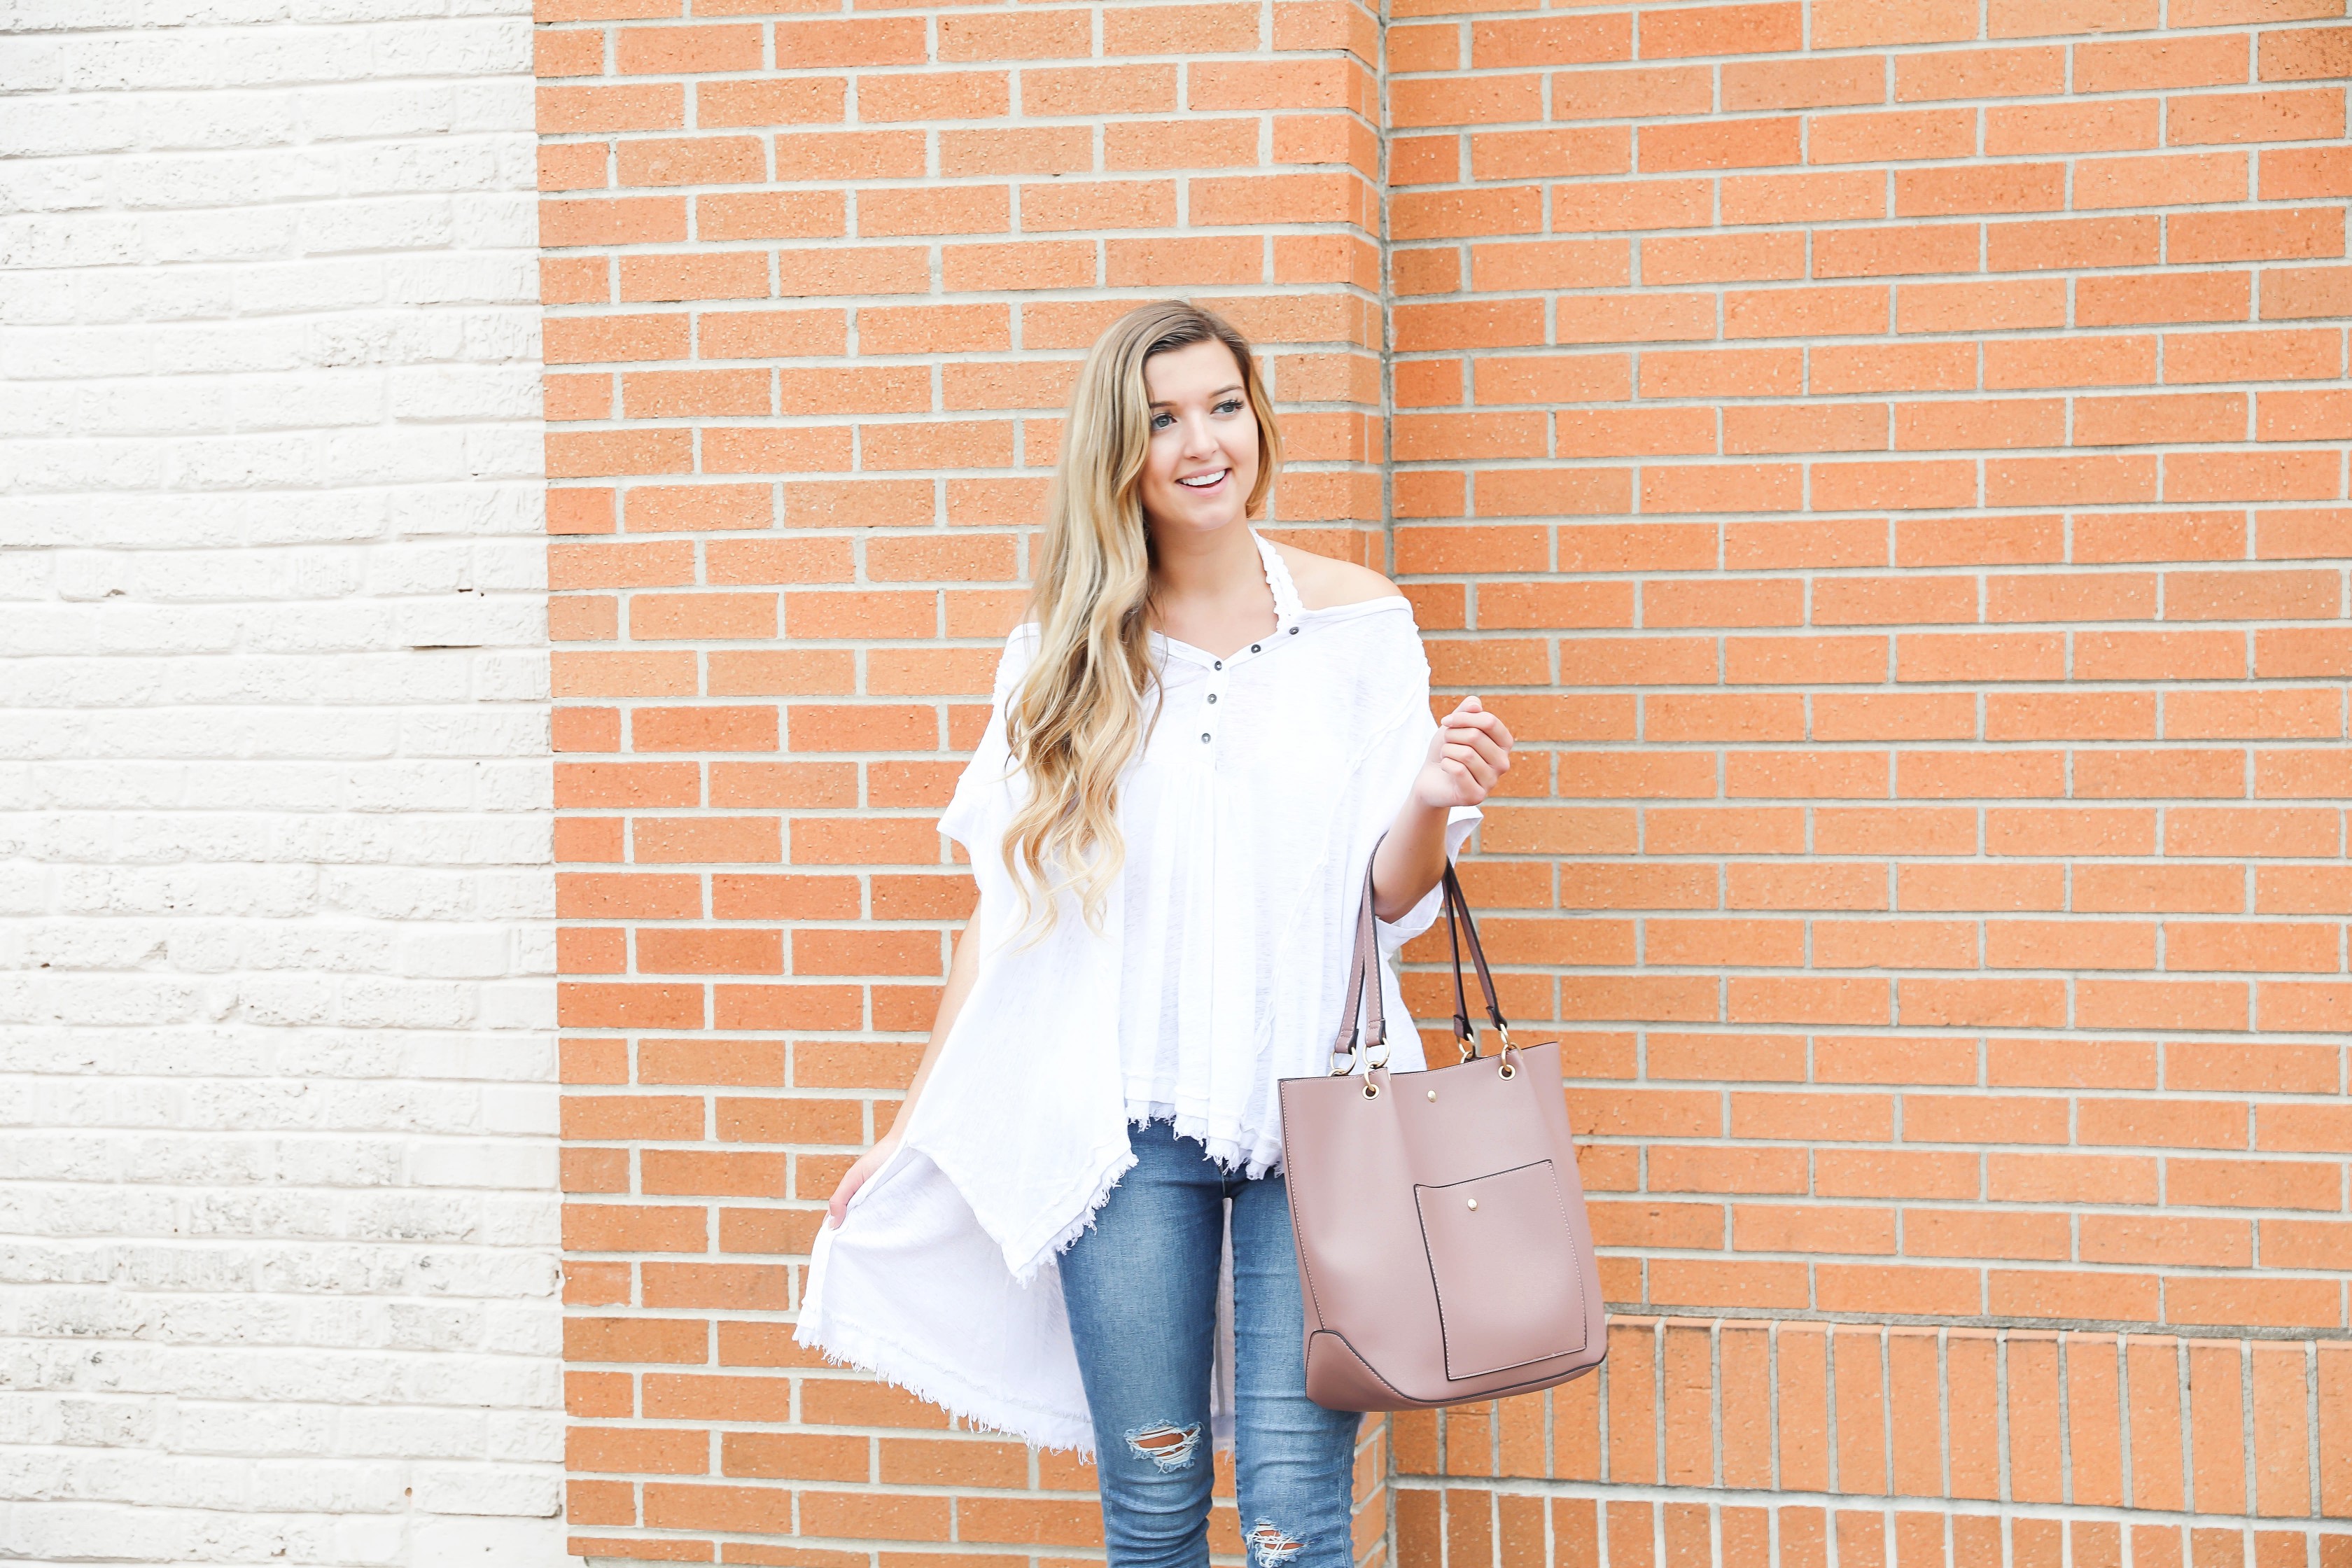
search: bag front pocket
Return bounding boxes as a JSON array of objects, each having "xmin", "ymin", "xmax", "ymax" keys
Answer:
[{"xmin": 1413, "ymin": 1160, "xmax": 1590, "ymax": 1381}]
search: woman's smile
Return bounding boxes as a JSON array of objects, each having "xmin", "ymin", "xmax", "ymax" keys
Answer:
[{"xmin": 1138, "ymin": 337, "xmax": 1259, "ymax": 534}]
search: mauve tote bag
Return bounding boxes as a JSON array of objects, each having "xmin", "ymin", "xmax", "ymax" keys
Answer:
[{"xmin": 1278, "ymin": 855, "xmax": 1607, "ymax": 1411}]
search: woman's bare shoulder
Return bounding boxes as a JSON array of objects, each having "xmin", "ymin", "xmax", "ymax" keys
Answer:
[{"xmin": 1270, "ymin": 540, "xmax": 1405, "ymax": 612}]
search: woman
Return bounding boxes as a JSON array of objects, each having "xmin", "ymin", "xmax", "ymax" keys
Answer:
[{"xmin": 797, "ymin": 301, "xmax": 1513, "ymax": 1567}]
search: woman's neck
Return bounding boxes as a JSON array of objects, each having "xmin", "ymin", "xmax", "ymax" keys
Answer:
[{"xmin": 1147, "ymin": 520, "xmax": 1278, "ymax": 658}]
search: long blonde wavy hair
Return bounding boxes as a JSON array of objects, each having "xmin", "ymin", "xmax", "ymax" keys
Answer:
[{"xmin": 1000, "ymin": 300, "xmax": 1283, "ymax": 937}]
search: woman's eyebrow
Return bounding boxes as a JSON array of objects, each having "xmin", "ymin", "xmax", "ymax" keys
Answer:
[{"xmin": 1147, "ymin": 384, "xmax": 1246, "ymax": 407}]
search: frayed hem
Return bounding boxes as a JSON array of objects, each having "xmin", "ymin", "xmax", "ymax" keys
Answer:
[
  {"xmin": 1020, "ymin": 1143, "xmax": 1138, "ymax": 1278},
  {"xmin": 1124, "ymin": 1110, "xmax": 1284, "ymax": 1180},
  {"xmin": 917, "ymin": 1133, "xmax": 1138, "ymax": 1288},
  {"xmin": 793, "ymin": 1312, "xmax": 1097, "ymax": 1458}
]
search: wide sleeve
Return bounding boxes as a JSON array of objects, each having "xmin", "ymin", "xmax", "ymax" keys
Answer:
[{"xmin": 936, "ymin": 625, "xmax": 1036, "ymax": 856}]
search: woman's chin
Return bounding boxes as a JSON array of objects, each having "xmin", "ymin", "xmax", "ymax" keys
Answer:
[{"xmin": 1147, "ymin": 498, "xmax": 1247, "ymax": 536}]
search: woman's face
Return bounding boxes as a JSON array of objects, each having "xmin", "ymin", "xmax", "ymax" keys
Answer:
[{"xmin": 1136, "ymin": 339, "xmax": 1259, "ymax": 539}]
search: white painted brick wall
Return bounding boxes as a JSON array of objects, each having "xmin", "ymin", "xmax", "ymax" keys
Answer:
[{"xmin": 0, "ymin": 0, "xmax": 564, "ymax": 1561}]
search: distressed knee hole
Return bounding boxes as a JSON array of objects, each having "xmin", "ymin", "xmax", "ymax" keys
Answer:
[
  {"xmin": 1124, "ymin": 1422, "xmax": 1200, "ymax": 1471},
  {"xmin": 1250, "ymin": 1522, "xmax": 1305, "ymax": 1566}
]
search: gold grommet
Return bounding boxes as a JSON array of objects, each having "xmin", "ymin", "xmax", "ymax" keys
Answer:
[
  {"xmin": 1498, "ymin": 1062, "xmax": 1516, "ymax": 1080},
  {"xmin": 1362, "ymin": 1079, "xmax": 1380, "ymax": 1100}
]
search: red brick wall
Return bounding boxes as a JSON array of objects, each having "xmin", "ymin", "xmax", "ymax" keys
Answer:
[
  {"xmin": 1404, "ymin": 1323, "xmax": 2350, "ymax": 1567},
  {"xmin": 537, "ymin": 0, "xmax": 1390, "ymax": 1557},
  {"xmin": 1386, "ymin": 1, "xmax": 2349, "ymax": 1560},
  {"xmin": 542, "ymin": 0, "xmax": 2351, "ymax": 1558}
]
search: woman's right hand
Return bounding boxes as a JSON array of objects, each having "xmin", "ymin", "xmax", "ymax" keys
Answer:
[
  {"xmin": 826, "ymin": 1131, "xmax": 902, "ymax": 1228},
  {"xmin": 823, "ymin": 906, "xmax": 979, "ymax": 1231}
]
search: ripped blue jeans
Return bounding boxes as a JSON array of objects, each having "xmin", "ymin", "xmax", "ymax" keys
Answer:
[{"xmin": 1058, "ymin": 1120, "xmax": 1362, "ymax": 1568}]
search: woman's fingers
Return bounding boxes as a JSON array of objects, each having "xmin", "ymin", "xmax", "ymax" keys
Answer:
[
  {"xmin": 1444, "ymin": 701, "xmax": 1515, "ymax": 757},
  {"xmin": 827, "ymin": 1157, "xmax": 873, "ymax": 1226},
  {"xmin": 1443, "ymin": 742, "xmax": 1498, "ymax": 791},
  {"xmin": 1448, "ymin": 725, "xmax": 1508, "ymax": 770},
  {"xmin": 1442, "ymin": 725, "xmax": 1509, "ymax": 774},
  {"xmin": 1433, "ymin": 697, "xmax": 1513, "ymax": 804}
]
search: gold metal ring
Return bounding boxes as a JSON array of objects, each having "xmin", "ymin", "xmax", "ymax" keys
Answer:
[
  {"xmin": 1362, "ymin": 1078, "xmax": 1380, "ymax": 1100},
  {"xmin": 1498, "ymin": 1060, "xmax": 1517, "ymax": 1080}
]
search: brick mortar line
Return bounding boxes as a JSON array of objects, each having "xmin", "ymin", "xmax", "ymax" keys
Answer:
[
  {"xmin": 552, "ymin": 1294, "xmax": 2352, "ymax": 1331},
  {"xmin": 552, "ymin": 926, "xmax": 2352, "ymax": 934},
  {"xmin": 1385, "ymin": 1475, "xmax": 2344, "ymax": 1524},
  {"xmin": 549, "ymin": 1170, "xmax": 2352, "ymax": 1189},
  {"xmin": 551, "ymin": 1235, "xmax": 2349, "ymax": 1253},
  {"xmin": 1380, "ymin": 68, "xmax": 2332, "ymax": 86}
]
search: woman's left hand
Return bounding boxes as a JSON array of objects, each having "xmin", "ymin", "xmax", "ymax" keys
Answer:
[{"xmin": 1414, "ymin": 695, "xmax": 1513, "ymax": 809}]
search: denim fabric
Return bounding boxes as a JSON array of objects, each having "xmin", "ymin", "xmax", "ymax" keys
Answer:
[{"xmin": 1058, "ymin": 1121, "xmax": 1362, "ymax": 1568}]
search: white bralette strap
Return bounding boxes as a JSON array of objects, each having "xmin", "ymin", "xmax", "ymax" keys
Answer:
[{"xmin": 1252, "ymin": 529, "xmax": 1306, "ymax": 626}]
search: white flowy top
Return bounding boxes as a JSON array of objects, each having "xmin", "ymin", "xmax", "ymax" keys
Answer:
[{"xmin": 797, "ymin": 532, "xmax": 1478, "ymax": 1452}]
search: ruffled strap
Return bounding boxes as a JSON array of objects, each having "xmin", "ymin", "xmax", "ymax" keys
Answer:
[{"xmin": 1251, "ymin": 529, "xmax": 1306, "ymax": 626}]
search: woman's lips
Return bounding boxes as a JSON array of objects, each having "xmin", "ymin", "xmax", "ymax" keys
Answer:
[{"xmin": 1175, "ymin": 468, "xmax": 1229, "ymax": 489}]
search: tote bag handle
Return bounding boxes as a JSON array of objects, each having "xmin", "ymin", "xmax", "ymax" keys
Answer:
[
  {"xmin": 1328, "ymin": 853, "xmax": 1389, "ymax": 1074},
  {"xmin": 1330, "ymin": 852, "xmax": 1511, "ymax": 1075},
  {"xmin": 1438, "ymin": 862, "xmax": 1510, "ymax": 1061}
]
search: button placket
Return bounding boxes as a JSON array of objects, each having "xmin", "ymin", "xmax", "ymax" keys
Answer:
[{"xmin": 1194, "ymin": 610, "xmax": 1292, "ymax": 750}]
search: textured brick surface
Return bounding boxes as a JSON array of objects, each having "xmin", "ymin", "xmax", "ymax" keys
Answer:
[
  {"xmin": 540, "ymin": 0, "xmax": 1390, "ymax": 1559},
  {"xmin": 1402, "ymin": 1322, "xmax": 2351, "ymax": 1566},
  {"xmin": 1390, "ymin": 0, "xmax": 2351, "ymax": 1560},
  {"xmin": 0, "ymin": 0, "xmax": 563, "ymax": 1562},
  {"xmin": 1390, "ymin": 0, "xmax": 2348, "ymax": 1336},
  {"xmin": 542, "ymin": 0, "xmax": 2350, "ymax": 1560}
]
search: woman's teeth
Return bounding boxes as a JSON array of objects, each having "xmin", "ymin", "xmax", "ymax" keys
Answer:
[{"xmin": 1177, "ymin": 470, "xmax": 1227, "ymax": 488}]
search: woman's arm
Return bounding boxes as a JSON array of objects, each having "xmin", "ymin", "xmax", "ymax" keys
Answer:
[
  {"xmin": 824, "ymin": 897, "xmax": 985, "ymax": 1226},
  {"xmin": 1371, "ymin": 695, "xmax": 1513, "ymax": 922}
]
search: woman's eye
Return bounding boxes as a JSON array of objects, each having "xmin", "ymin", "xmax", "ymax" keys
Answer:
[
  {"xmin": 1150, "ymin": 413, "xmax": 1174, "ymax": 430},
  {"xmin": 1216, "ymin": 398, "xmax": 1243, "ymax": 414}
]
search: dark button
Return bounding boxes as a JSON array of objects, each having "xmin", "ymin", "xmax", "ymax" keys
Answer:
[
  {"xmin": 1200, "ymin": 732, "xmax": 1211, "ymax": 743},
  {"xmin": 1250, "ymin": 643, "xmax": 1261, "ymax": 652},
  {"xmin": 1214, "ymin": 660, "xmax": 1222, "ymax": 670},
  {"xmin": 1207, "ymin": 694, "xmax": 1217, "ymax": 704},
  {"xmin": 1289, "ymin": 626, "xmax": 1298, "ymax": 634}
]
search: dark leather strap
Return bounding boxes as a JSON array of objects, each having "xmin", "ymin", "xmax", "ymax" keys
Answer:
[{"xmin": 1439, "ymin": 862, "xmax": 1508, "ymax": 1055}]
